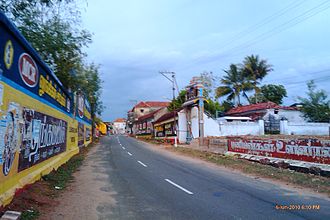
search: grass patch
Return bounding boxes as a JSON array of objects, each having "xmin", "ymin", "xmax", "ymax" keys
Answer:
[
  {"xmin": 42, "ymin": 154, "xmax": 84, "ymax": 189},
  {"xmin": 21, "ymin": 209, "xmax": 40, "ymax": 220},
  {"xmin": 169, "ymin": 147, "xmax": 330, "ymax": 196}
]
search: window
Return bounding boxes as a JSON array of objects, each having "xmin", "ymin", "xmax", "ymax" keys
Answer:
[{"xmin": 140, "ymin": 109, "xmax": 144, "ymax": 113}]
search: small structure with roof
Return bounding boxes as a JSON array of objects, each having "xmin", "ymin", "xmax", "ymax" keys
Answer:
[{"xmin": 113, "ymin": 118, "xmax": 126, "ymax": 134}]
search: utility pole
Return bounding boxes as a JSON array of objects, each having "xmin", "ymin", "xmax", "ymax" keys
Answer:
[
  {"xmin": 159, "ymin": 71, "xmax": 180, "ymax": 147},
  {"xmin": 159, "ymin": 71, "xmax": 179, "ymax": 100}
]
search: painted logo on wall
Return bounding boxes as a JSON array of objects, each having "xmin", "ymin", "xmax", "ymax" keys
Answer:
[
  {"xmin": 4, "ymin": 40, "xmax": 14, "ymax": 70},
  {"xmin": 18, "ymin": 53, "xmax": 39, "ymax": 87},
  {"xmin": 0, "ymin": 102, "xmax": 20, "ymax": 176},
  {"xmin": 78, "ymin": 122, "xmax": 84, "ymax": 147},
  {"xmin": 18, "ymin": 108, "xmax": 67, "ymax": 172},
  {"xmin": 77, "ymin": 94, "xmax": 84, "ymax": 118}
]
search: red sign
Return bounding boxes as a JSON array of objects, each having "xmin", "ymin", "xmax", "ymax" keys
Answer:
[
  {"xmin": 18, "ymin": 53, "xmax": 39, "ymax": 87},
  {"xmin": 228, "ymin": 138, "xmax": 330, "ymax": 164}
]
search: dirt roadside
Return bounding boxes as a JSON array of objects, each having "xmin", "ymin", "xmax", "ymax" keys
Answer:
[{"xmin": 38, "ymin": 142, "xmax": 116, "ymax": 220}]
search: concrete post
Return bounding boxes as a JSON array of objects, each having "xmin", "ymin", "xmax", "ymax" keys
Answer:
[
  {"xmin": 258, "ymin": 120, "xmax": 265, "ymax": 135},
  {"xmin": 280, "ymin": 120, "xmax": 288, "ymax": 135}
]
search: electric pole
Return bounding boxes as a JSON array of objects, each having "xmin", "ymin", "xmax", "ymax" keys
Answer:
[{"xmin": 159, "ymin": 71, "xmax": 179, "ymax": 100}]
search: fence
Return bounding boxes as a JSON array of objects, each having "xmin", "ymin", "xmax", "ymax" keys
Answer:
[
  {"xmin": 0, "ymin": 12, "xmax": 92, "ymax": 206},
  {"xmin": 280, "ymin": 120, "xmax": 330, "ymax": 136},
  {"xmin": 218, "ymin": 120, "xmax": 264, "ymax": 136}
]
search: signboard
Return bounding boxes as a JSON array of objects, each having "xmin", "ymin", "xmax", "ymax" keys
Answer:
[
  {"xmin": 78, "ymin": 122, "xmax": 84, "ymax": 147},
  {"xmin": 18, "ymin": 109, "xmax": 67, "ymax": 172},
  {"xmin": 228, "ymin": 138, "xmax": 330, "ymax": 164},
  {"xmin": 76, "ymin": 93, "xmax": 92, "ymax": 124},
  {"xmin": 0, "ymin": 24, "xmax": 73, "ymax": 114},
  {"xmin": 85, "ymin": 127, "xmax": 91, "ymax": 141}
]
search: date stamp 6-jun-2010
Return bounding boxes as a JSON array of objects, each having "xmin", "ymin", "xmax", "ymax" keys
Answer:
[{"xmin": 275, "ymin": 204, "xmax": 320, "ymax": 211}]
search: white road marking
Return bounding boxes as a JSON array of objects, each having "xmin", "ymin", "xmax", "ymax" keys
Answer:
[
  {"xmin": 127, "ymin": 152, "xmax": 132, "ymax": 156},
  {"xmin": 137, "ymin": 160, "xmax": 147, "ymax": 167},
  {"xmin": 122, "ymin": 147, "xmax": 125, "ymax": 150},
  {"xmin": 165, "ymin": 179, "xmax": 194, "ymax": 195},
  {"xmin": 119, "ymin": 143, "xmax": 122, "ymax": 146}
]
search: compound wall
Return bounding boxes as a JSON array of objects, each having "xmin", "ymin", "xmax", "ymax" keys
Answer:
[{"xmin": 0, "ymin": 12, "xmax": 92, "ymax": 206}]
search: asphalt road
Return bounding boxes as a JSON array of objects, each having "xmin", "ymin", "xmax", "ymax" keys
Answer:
[{"xmin": 98, "ymin": 135, "xmax": 330, "ymax": 220}]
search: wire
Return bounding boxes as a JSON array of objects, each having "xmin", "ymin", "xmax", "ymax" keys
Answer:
[
  {"xmin": 263, "ymin": 68, "xmax": 330, "ymax": 84},
  {"xmin": 193, "ymin": 0, "xmax": 330, "ymax": 65},
  {"xmin": 220, "ymin": 0, "xmax": 307, "ymax": 50},
  {"xmin": 227, "ymin": 1, "xmax": 330, "ymax": 56}
]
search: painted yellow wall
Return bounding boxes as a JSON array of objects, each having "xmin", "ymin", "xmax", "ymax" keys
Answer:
[
  {"xmin": 97, "ymin": 122, "xmax": 107, "ymax": 135},
  {"xmin": 0, "ymin": 81, "xmax": 89, "ymax": 206}
]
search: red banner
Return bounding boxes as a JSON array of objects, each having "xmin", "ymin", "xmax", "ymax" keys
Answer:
[{"xmin": 227, "ymin": 138, "xmax": 330, "ymax": 164}]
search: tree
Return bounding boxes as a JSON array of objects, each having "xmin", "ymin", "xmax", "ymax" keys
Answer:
[
  {"xmin": 216, "ymin": 64, "xmax": 252, "ymax": 106},
  {"xmin": 242, "ymin": 55, "xmax": 273, "ymax": 103},
  {"xmin": 168, "ymin": 90, "xmax": 187, "ymax": 111},
  {"xmin": 249, "ymin": 84, "xmax": 287, "ymax": 104},
  {"xmin": 200, "ymin": 71, "xmax": 218, "ymax": 100},
  {"xmin": 1, "ymin": 0, "xmax": 104, "ymax": 136},
  {"xmin": 204, "ymin": 99, "xmax": 220, "ymax": 117},
  {"xmin": 1, "ymin": 0, "xmax": 92, "ymax": 90},
  {"xmin": 298, "ymin": 81, "xmax": 330, "ymax": 122}
]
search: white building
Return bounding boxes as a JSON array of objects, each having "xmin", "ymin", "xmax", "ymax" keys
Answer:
[{"xmin": 113, "ymin": 118, "xmax": 126, "ymax": 134}]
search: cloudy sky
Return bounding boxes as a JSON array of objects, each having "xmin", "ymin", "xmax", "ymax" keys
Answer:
[{"xmin": 81, "ymin": 0, "xmax": 330, "ymax": 121}]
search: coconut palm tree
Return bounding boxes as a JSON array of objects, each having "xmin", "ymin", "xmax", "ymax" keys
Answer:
[
  {"xmin": 216, "ymin": 64, "xmax": 252, "ymax": 106},
  {"xmin": 242, "ymin": 54, "xmax": 273, "ymax": 103}
]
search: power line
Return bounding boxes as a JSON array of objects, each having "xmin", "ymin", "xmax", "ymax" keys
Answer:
[
  {"xmin": 263, "ymin": 68, "xmax": 330, "ymax": 84},
  {"xmin": 193, "ymin": 0, "xmax": 330, "ymax": 65},
  {"xmin": 231, "ymin": 1, "xmax": 330, "ymax": 55},
  {"xmin": 222, "ymin": 0, "xmax": 330, "ymax": 57},
  {"xmin": 220, "ymin": 0, "xmax": 307, "ymax": 50}
]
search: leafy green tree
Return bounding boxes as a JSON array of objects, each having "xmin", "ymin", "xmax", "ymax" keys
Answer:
[
  {"xmin": 1, "ymin": 0, "xmax": 92, "ymax": 90},
  {"xmin": 220, "ymin": 100, "xmax": 235, "ymax": 112},
  {"xmin": 204, "ymin": 99, "xmax": 222, "ymax": 117},
  {"xmin": 242, "ymin": 55, "xmax": 273, "ymax": 103},
  {"xmin": 298, "ymin": 81, "xmax": 330, "ymax": 122},
  {"xmin": 168, "ymin": 90, "xmax": 187, "ymax": 111},
  {"xmin": 249, "ymin": 84, "xmax": 287, "ymax": 105},
  {"xmin": 1, "ymin": 0, "xmax": 104, "ymax": 135},
  {"xmin": 216, "ymin": 64, "xmax": 252, "ymax": 106}
]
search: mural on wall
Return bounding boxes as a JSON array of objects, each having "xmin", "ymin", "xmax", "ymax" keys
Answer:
[
  {"xmin": 85, "ymin": 127, "xmax": 91, "ymax": 142},
  {"xmin": 76, "ymin": 92, "xmax": 91, "ymax": 123},
  {"xmin": 228, "ymin": 138, "xmax": 330, "ymax": 164},
  {"xmin": 0, "ymin": 102, "xmax": 20, "ymax": 176},
  {"xmin": 18, "ymin": 108, "xmax": 67, "ymax": 172},
  {"xmin": 78, "ymin": 122, "xmax": 84, "ymax": 147}
]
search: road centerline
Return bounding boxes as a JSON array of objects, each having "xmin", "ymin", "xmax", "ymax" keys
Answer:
[
  {"xmin": 137, "ymin": 160, "xmax": 147, "ymax": 167},
  {"xmin": 165, "ymin": 179, "xmax": 194, "ymax": 195},
  {"xmin": 127, "ymin": 152, "xmax": 133, "ymax": 156}
]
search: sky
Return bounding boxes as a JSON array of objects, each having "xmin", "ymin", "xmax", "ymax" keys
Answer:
[{"xmin": 80, "ymin": 0, "xmax": 330, "ymax": 121}]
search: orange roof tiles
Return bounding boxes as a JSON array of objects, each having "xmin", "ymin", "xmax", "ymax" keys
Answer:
[
  {"xmin": 114, "ymin": 118, "xmax": 126, "ymax": 123},
  {"xmin": 135, "ymin": 101, "xmax": 169, "ymax": 108},
  {"xmin": 226, "ymin": 102, "xmax": 297, "ymax": 115}
]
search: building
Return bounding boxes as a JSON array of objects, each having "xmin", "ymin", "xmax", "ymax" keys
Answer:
[
  {"xmin": 134, "ymin": 107, "xmax": 168, "ymax": 137},
  {"xmin": 225, "ymin": 101, "xmax": 305, "ymax": 134},
  {"xmin": 153, "ymin": 111, "xmax": 178, "ymax": 144},
  {"xmin": 225, "ymin": 101, "xmax": 304, "ymax": 121},
  {"xmin": 127, "ymin": 101, "xmax": 170, "ymax": 134},
  {"xmin": 113, "ymin": 118, "xmax": 126, "ymax": 134}
]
